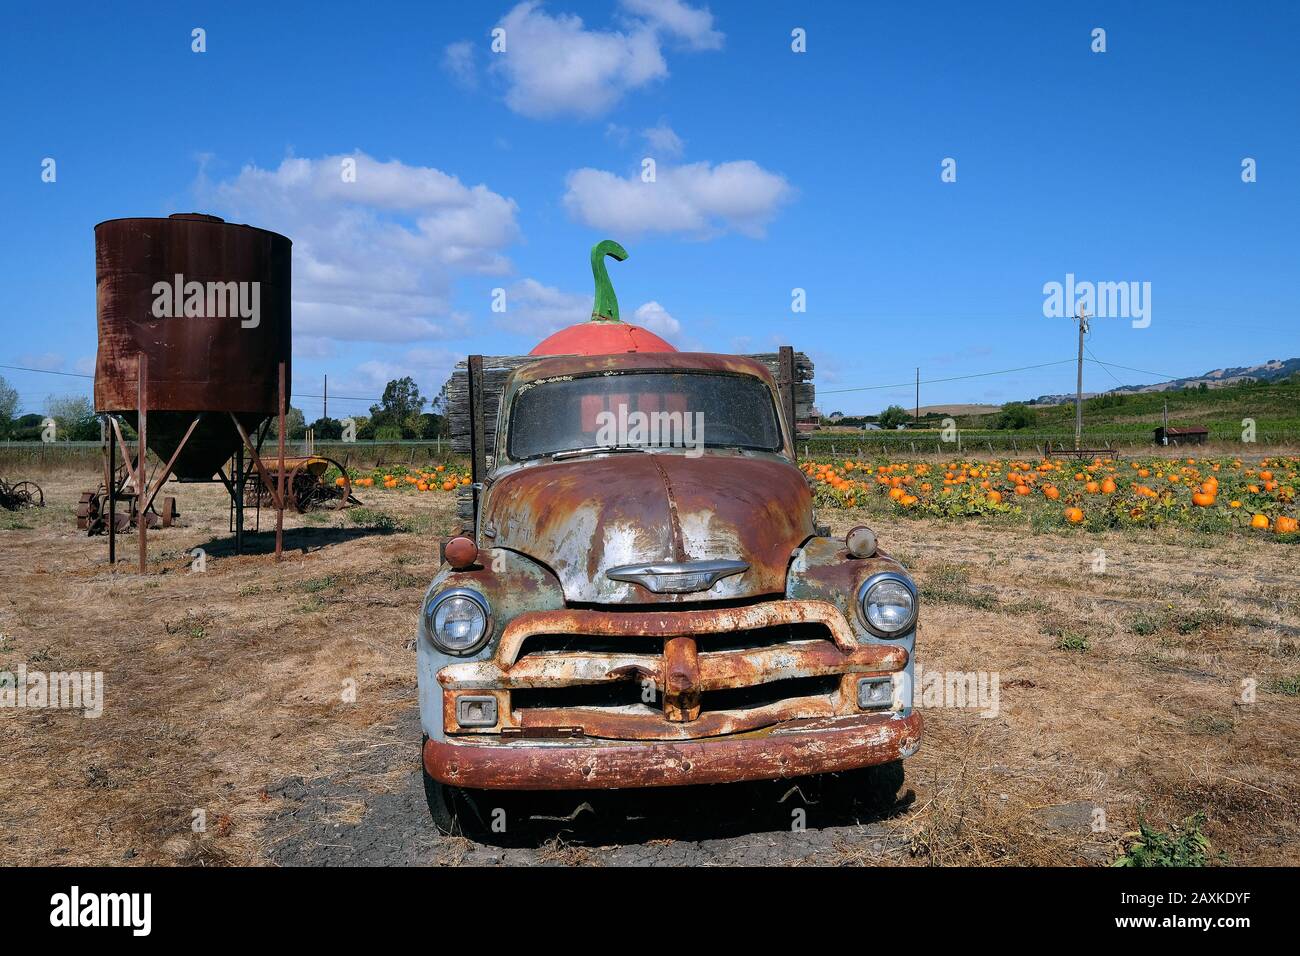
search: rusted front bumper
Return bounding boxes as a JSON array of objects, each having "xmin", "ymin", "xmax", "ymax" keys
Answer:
[{"xmin": 424, "ymin": 711, "xmax": 921, "ymax": 790}]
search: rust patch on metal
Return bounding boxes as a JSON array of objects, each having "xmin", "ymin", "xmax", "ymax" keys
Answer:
[
  {"xmin": 481, "ymin": 452, "xmax": 815, "ymax": 605},
  {"xmin": 662, "ymin": 635, "xmax": 700, "ymax": 721},
  {"xmin": 493, "ymin": 600, "xmax": 863, "ymax": 663},
  {"xmin": 425, "ymin": 712, "xmax": 922, "ymax": 790},
  {"xmin": 651, "ymin": 455, "xmax": 687, "ymax": 560},
  {"xmin": 437, "ymin": 601, "xmax": 908, "ymax": 741}
]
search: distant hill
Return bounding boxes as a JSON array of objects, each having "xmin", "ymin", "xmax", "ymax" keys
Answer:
[
  {"xmin": 959, "ymin": 363, "xmax": 1300, "ymax": 439},
  {"xmin": 1031, "ymin": 357, "xmax": 1299, "ymax": 405}
]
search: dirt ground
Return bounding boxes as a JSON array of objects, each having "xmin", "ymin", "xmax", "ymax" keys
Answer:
[{"xmin": 1, "ymin": 465, "xmax": 1297, "ymax": 866}]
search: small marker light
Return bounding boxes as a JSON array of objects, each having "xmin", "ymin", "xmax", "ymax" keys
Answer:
[
  {"xmin": 846, "ymin": 525, "xmax": 877, "ymax": 558},
  {"xmin": 456, "ymin": 695, "xmax": 499, "ymax": 727},
  {"xmin": 444, "ymin": 535, "xmax": 479, "ymax": 570},
  {"xmin": 857, "ymin": 677, "xmax": 893, "ymax": 710}
]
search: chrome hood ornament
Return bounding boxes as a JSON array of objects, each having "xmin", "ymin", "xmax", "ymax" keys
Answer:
[{"xmin": 606, "ymin": 559, "xmax": 749, "ymax": 595}]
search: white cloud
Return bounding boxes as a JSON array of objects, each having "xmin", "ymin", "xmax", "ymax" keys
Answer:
[
  {"xmin": 493, "ymin": 281, "xmax": 682, "ymax": 345},
  {"xmin": 305, "ymin": 347, "xmax": 460, "ymax": 421},
  {"xmin": 496, "ymin": 278, "xmax": 592, "ymax": 336},
  {"xmin": 17, "ymin": 353, "xmax": 65, "ymax": 371},
  {"xmin": 604, "ymin": 122, "xmax": 631, "ymax": 147},
  {"xmin": 442, "ymin": 40, "xmax": 477, "ymax": 89},
  {"xmin": 202, "ymin": 152, "xmax": 519, "ymax": 344},
  {"xmin": 351, "ymin": 347, "xmax": 459, "ymax": 394},
  {"xmin": 642, "ymin": 121, "xmax": 684, "ymax": 158},
  {"xmin": 451, "ymin": 1, "xmax": 722, "ymax": 119},
  {"xmin": 620, "ymin": 0, "xmax": 723, "ymax": 50},
  {"xmin": 563, "ymin": 160, "xmax": 793, "ymax": 238},
  {"xmin": 632, "ymin": 301, "xmax": 680, "ymax": 339}
]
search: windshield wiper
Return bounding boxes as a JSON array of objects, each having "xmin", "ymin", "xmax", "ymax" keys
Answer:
[{"xmin": 551, "ymin": 445, "xmax": 652, "ymax": 461}]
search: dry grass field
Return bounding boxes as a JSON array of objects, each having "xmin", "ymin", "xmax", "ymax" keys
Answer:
[{"xmin": 1, "ymin": 461, "xmax": 1297, "ymax": 866}]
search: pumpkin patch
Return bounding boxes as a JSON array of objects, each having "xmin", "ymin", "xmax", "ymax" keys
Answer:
[{"xmin": 801, "ymin": 453, "xmax": 1299, "ymax": 537}]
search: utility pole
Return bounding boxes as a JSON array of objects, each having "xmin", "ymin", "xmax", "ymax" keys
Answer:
[
  {"xmin": 915, "ymin": 367, "xmax": 920, "ymax": 426},
  {"xmin": 1074, "ymin": 306, "xmax": 1089, "ymax": 451},
  {"xmin": 323, "ymin": 374, "xmax": 328, "ymax": 421}
]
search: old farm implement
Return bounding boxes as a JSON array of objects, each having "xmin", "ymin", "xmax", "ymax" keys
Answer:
[
  {"xmin": 76, "ymin": 462, "xmax": 176, "ymax": 534},
  {"xmin": 0, "ymin": 475, "xmax": 44, "ymax": 511},
  {"xmin": 242, "ymin": 453, "xmax": 357, "ymax": 513}
]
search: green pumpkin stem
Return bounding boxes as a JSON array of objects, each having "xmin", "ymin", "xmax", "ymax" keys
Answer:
[{"xmin": 590, "ymin": 239, "xmax": 628, "ymax": 322}]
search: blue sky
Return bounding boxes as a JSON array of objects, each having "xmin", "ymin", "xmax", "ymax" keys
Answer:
[{"xmin": 3, "ymin": 0, "xmax": 1297, "ymax": 421}]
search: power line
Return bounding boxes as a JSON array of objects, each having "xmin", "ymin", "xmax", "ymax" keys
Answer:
[
  {"xmin": 0, "ymin": 364, "xmax": 385, "ymax": 404},
  {"xmin": 821, "ymin": 358, "xmax": 1076, "ymax": 394},
  {"xmin": 1084, "ymin": 344, "xmax": 1126, "ymax": 389},
  {"xmin": 0, "ymin": 363, "xmax": 93, "ymax": 379},
  {"xmin": 1084, "ymin": 358, "xmax": 1185, "ymax": 382}
]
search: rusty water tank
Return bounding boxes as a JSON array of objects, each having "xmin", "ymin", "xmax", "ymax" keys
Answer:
[{"xmin": 94, "ymin": 214, "xmax": 292, "ymax": 479}]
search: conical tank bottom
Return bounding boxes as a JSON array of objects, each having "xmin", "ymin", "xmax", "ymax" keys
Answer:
[{"xmin": 124, "ymin": 412, "xmax": 268, "ymax": 480}]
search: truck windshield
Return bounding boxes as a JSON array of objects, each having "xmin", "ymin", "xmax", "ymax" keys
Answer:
[{"xmin": 507, "ymin": 371, "xmax": 783, "ymax": 461}]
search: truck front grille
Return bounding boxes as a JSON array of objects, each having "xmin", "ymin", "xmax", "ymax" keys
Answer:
[{"xmin": 437, "ymin": 600, "xmax": 908, "ymax": 740}]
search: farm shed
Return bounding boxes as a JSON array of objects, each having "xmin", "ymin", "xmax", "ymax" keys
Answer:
[{"xmin": 1154, "ymin": 426, "xmax": 1209, "ymax": 446}]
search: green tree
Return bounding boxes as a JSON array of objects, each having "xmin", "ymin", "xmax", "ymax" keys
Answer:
[
  {"xmin": 418, "ymin": 412, "xmax": 446, "ymax": 440},
  {"xmin": 0, "ymin": 375, "xmax": 19, "ymax": 437},
  {"xmin": 308, "ymin": 416, "xmax": 343, "ymax": 440},
  {"xmin": 369, "ymin": 377, "xmax": 426, "ymax": 437},
  {"xmin": 993, "ymin": 402, "xmax": 1035, "ymax": 430},
  {"xmin": 878, "ymin": 405, "xmax": 909, "ymax": 430},
  {"xmin": 47, "ymin": 395, "xmax": 98, "ymax": 441},
  {"xmin": 268, "ymin": 406, "xmax": 307, "ymax": 439}
]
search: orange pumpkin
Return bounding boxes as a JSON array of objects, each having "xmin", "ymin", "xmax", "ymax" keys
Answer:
[
  {"xmin": 1250, "ymin": 514, "xmax": 1270, "ymax": 530},
  {"xmin": 1065, "ymin": 507, "xmax": 1084, "ymax": 524},
  {"xmin": 1191, "ymin": 491, "xmax": 1215, "ymax": 507},
  {"xmin": 987, "ymin": 490, "xmax": 1002, "ymax": 504},
  {"xmin": 1277, "ymin": 516, "xmax": 1299, "ymax": 534}
]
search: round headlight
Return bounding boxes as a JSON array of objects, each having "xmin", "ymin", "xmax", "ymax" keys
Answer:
[
  {"xmin": 425, "ymin": 589, "xmax": 490, "ymax": 654},
  {"xmin": 858, "ymin": 574, "xmax": 917, "ymax": 637}
]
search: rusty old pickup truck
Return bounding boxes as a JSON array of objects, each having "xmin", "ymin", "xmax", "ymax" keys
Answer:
[{"xmin": 418, "ymin": 243, "xmax": 920, "ymax": 834}]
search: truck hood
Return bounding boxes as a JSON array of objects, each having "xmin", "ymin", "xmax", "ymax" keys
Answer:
[{"xmin": 481, "ymin": 453, "xmax": 815, "ymax": 604}]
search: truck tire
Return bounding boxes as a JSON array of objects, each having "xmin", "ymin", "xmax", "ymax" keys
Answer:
[
  {"xmin": 420, "ymin": 736, "xmax": 492, "ymax": 838},
  {"xmin": 817, "ymin": 759, "xmax": 907, "ymax": 819},
  {"xmin": 422, "ymin": 767, "xmax": 460, "ymax": 836},
  {"xmin": 851, "ymin": 759, "xmax": 907, "ymax": 813}
]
